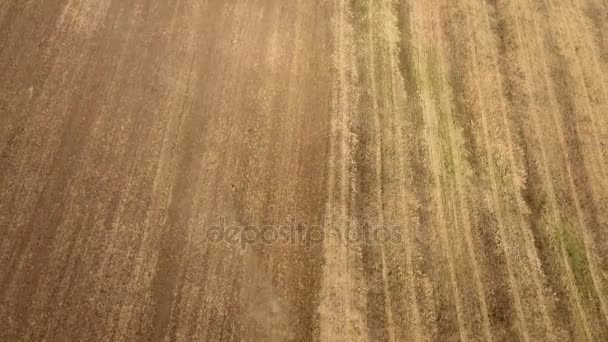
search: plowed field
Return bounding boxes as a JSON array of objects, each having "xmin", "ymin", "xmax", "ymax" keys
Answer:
[{"xmin": 1, "ymin": 0, "xmax": 607, "ymax": 340}]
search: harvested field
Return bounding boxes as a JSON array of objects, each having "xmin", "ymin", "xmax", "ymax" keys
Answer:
[{"xmin": 1, "ymin": 0, "xmax": 607, "ymax": 340}]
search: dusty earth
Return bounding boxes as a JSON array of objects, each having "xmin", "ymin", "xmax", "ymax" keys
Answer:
[{"xmin": 1, "ymin": 0, "xmax": 608, "ymax": 341}]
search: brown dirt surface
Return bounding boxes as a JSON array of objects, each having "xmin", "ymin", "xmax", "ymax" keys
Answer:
[{"xmin": 1, "ymin": 0, "xmax": 607, "ymax": 341}]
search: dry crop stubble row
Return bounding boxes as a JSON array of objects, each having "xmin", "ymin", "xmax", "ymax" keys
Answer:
[{"xmin": 1, "ymin": 0, "xmax": 607, "ymax": 340}]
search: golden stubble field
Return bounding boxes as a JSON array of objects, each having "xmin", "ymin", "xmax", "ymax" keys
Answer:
[{"xmin": 1, "ymin": 0, "xmax": 607, "ymax": 341}]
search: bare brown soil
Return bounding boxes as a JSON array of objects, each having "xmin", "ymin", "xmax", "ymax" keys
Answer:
[{"xmin": 1, "ymin": 0, "xmax": 607, "ymax": 341}]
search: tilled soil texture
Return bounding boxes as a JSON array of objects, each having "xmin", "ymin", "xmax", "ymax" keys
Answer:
[{"xmin": 1, "ymin": 0, "xmax": 608, "ymax": 341}]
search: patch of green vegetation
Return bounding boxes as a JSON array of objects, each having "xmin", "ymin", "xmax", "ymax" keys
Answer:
[
  {"xmin": 425, "ymin": 58, "xmax": 443, "ymax": 103},
  {"xmin": 418, "ymin": 51, "xmax": 457, "ymax": 181},
  {"xmin": 558, "ymin": 223, "xmax": 593, "ymax": 288},
  {"xmin": 351, "ymin": 0, "xmax": 367, "ymax": 20}
]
